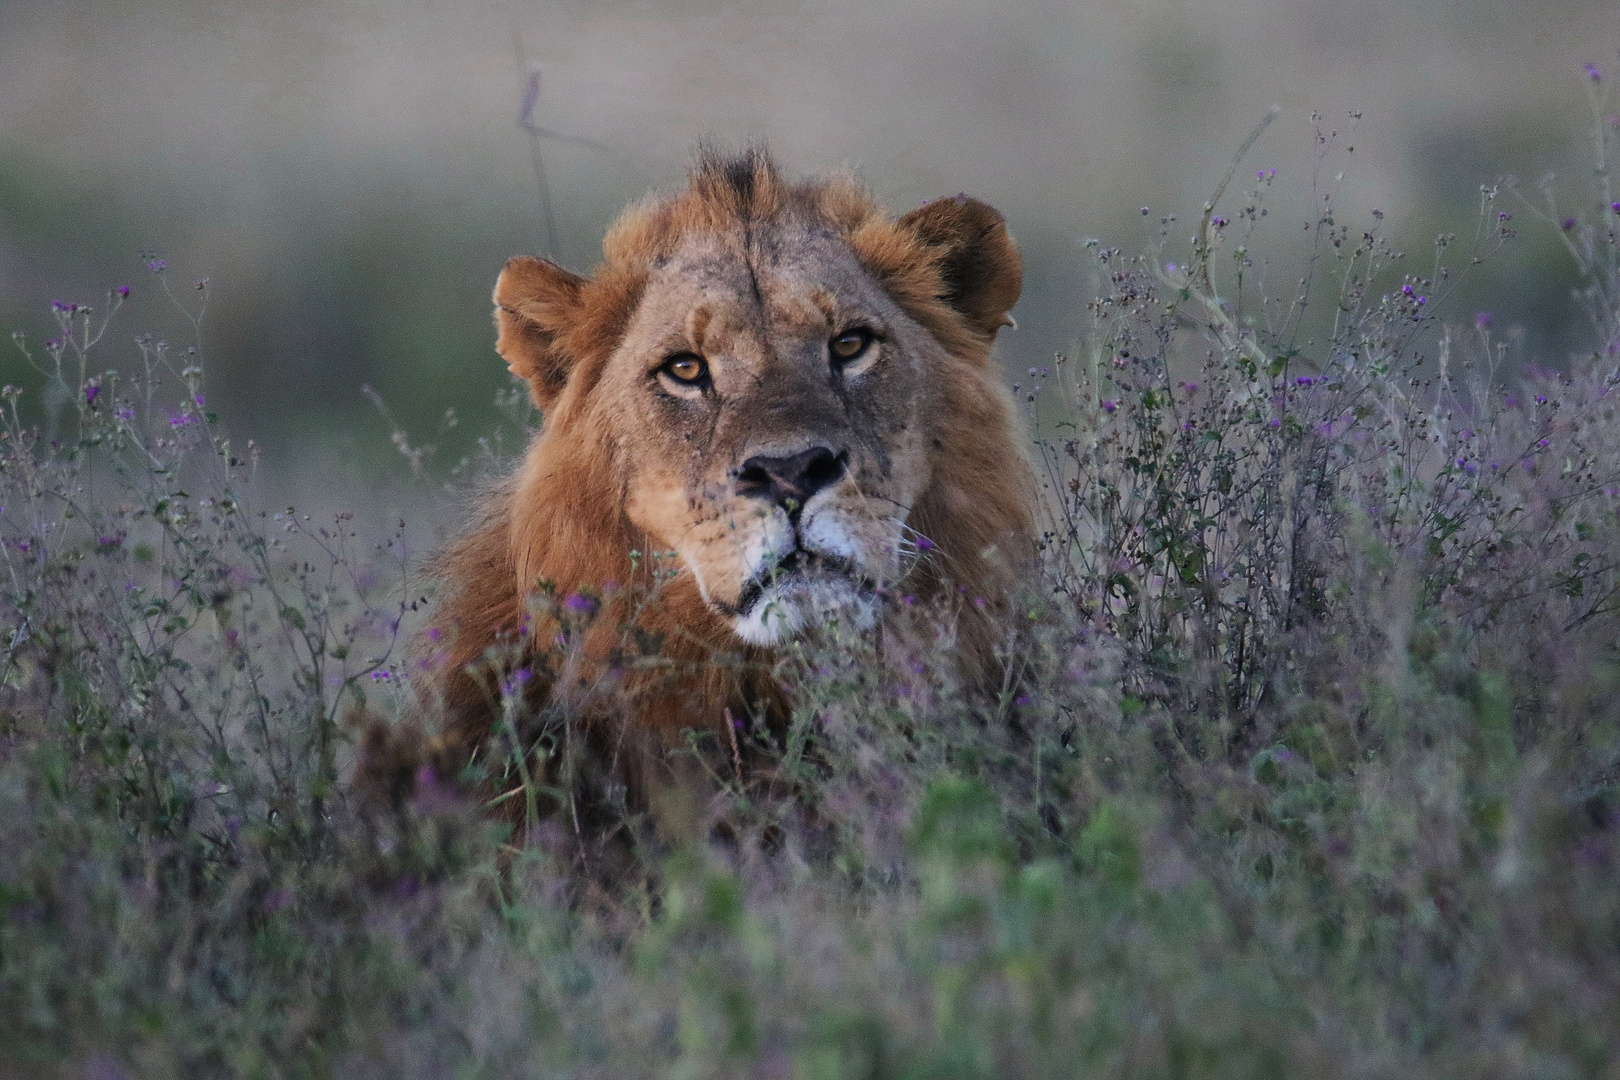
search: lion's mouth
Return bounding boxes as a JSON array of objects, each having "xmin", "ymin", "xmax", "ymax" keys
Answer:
[{"xmin": 730, "ymin": 548, "xmax": 871, "ymax": 618}]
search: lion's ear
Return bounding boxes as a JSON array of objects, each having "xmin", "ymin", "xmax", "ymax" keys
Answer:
[
  {"xmin": 493, "ymin": 256, "xmax": 587, "ymax": 409},
  {"xmin": 897, "ymin": 195, "xmax": 1022, "ymax": 343}
]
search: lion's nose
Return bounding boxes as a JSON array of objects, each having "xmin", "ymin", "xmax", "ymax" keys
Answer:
[{"xmin": 736, "ymin": 446, "xmax": 847, "ymax": 515}]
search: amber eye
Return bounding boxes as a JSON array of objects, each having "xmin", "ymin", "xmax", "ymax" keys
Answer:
[
  {"xmin": 830, "ymin": 329, "xmax": 874, "ymax": 364},
  {"xmin": 660, "ymin": 353, "xmax": 708, "ymax": 385}
]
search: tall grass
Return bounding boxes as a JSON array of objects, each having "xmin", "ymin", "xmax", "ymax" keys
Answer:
[{"xmin": 3, "ymin": 93, "xmax": 1619, "ymax": 1078}]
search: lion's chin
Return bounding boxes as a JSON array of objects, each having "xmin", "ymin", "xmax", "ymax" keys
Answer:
[{"xmin": 729, "ymin": 575, "xmax": 878, "ymax": 647}]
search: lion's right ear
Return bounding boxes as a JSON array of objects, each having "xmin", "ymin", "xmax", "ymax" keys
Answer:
[{"xmin": 493, "ymin": 256, "xmax": 587, "ymax": 409}]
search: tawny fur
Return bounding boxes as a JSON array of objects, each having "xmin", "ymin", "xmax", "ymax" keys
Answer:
[{"xmin": 394, "ymin": 147, "xmax": 1034, "ymax": 812}]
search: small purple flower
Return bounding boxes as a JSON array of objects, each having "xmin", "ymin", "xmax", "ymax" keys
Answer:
[
  {"xmin": 1562, "ymin": 217, "xmax": 1578, "ymax": 231},
  {"xmin": 1503, "ymin": 395, "xmax": 1517, "ymax": 407},
  {"xmin": 1165, "ymin": 262, "xmax": 1179, "ymax": 274},
  {"xmin": 914, "ymin": 535, "xmax": 936, "ymax": 552},
  {"xmin": 1401, "ymin": 283, "xmax": 1414, "ymax": 296},
  {"xmin": 116, "ymin": 285, "xmax": 130, "ymax": 298},
  {"xmin": 1015, "ymin": 693, "xmax": 1032, "ymax": 707},
  {"xmin": 194, "ymin": 393, "xmax": 205, "ymax": 407},
  {"xmin": 1535, "ymin": 395, "xmax": 1548, "ymax": 404},
  {"xmin": 1416, "ymin": 296, "xmax": 1427, "ymax": 306},
  {"xmin": 169, "ymin": 414, "xmax": 196, "ymax": 429},
  {"xmin": 1180, "ymin": 380, "xmax": 1198, "ymax": 393},
  {"xmin": 1587, "ymin": 63, "xmax": 1603, "ymax": 83},
  {"xmin": 84, "ymin": 380, "xmax": 100, "ymax": 407},
  {"xmin": 147, "ymin": 258, "xmax": 166, "ymax": 272},
  {"xmin": 1211, "ymin": 216, "xmax": 1227, "ymax": 228},
  {"xmin": 1101, "ymin": 399, "xmax": 1118, "ymax": 413},
  {"xmin": 500, "ymin": 667, "xmax": 533, "ymax": 697},
  {"xmin": 50, "ymin": 300, "xmax": 71, "ymax": 312},
  {"xmin": 114, "ymin": 406, "xmax": 135, "ymax": 421},
  {"xmin": 1268, "ymin": 418, "xmax": 1281, "ymax": 429},
  {"xmin": 1474, "ymin": 311, "xmax": 1493, "ymax": 330},
  {"xmin": 1538, "ymin": 438, "xmax": 1550, "ymax": 448},
  {"xmin": 426, "ymin": 626, "xmax": 443, "ymax": 642},
  {"xmin": 562, "ymin": 591, "xmax": 598, "ymax": 615},
  {"xmin": 1296, "ymin": 375, "xmax": 1314, "ymax": 387},
  {"xmin": 225, "ymin": 628, "xmax": 240, "ymax": 647}
]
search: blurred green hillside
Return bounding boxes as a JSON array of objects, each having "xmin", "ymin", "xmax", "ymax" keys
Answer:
[{"xmin": 1, "ymin": 0, "xmax": 1614, "ymax": 483}]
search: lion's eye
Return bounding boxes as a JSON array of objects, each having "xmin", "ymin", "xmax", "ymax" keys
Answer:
[
  {"xmin": 829, "ymin": 329, "xmax": 874, "ymax": 364},
  {"xmin": 659, "ymin": 353, "xmax": 709, "ymax": 385}
]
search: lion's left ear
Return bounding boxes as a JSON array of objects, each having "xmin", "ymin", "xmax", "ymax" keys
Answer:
[
  {"xmin": 897, "ymin": 194, "xmax": 1022, "ymax": 342},
  {"xmin": 493, "ymin": 255, "xmax": 587, "ymax": 409}
]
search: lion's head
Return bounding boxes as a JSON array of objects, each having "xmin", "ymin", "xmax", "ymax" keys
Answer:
[{"xmin": 487, "ymin": 147, "xmax": 1029, "ymax": 653}]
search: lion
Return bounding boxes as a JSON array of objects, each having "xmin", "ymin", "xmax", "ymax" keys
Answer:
[{"xmin": 373, "ymin": 146, "xmax": 1035, "ymax": 825}]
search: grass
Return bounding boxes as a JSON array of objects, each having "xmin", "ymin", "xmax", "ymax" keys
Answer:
[{"xmin": 2, "ymin": 88, "xmax": 1620, "ymax": 1078}]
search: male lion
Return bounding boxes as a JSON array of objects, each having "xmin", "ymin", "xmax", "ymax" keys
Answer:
[{"xmin": 390, "ymin": 147, "xmax": 1034, "ymax": 818}]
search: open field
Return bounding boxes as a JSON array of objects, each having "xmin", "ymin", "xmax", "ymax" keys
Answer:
[{"xmin": 3, "ymin": 90, "xmax": 1620, "ymax": 1079}]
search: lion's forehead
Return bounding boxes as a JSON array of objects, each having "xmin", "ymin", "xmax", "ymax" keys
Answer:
[{"xmin": 645, "ymin": 231, "xmax": 890, "ymax": 332}]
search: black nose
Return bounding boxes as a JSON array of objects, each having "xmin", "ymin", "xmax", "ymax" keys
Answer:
[{"xmin": 736, "ymin": 446, "xmax": 847, "ymax": 514}]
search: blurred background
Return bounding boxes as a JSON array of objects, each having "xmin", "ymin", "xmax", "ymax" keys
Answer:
[{"xmin": 2, "ymin": 0, "xmax": 1616, "ymax": 495}]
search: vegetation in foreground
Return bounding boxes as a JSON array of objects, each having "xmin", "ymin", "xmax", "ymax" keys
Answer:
[{"xmin": 3, "ymin": 91, "xmax": 1620, "ymax": 1078}]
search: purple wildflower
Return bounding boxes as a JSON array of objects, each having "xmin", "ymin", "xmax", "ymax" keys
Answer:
[
  {"xmin": 1535, "ymin": 395, "xmax": 1548, "ymax": 404},
  {"xmin": 1474, "ymin": 311, "xmax": 1492, "ymax": 330},
  {"xmin": 1563, "ymin": 217, "xmax": 1578, "ymax": 230},
  {"xmin": 915, "ymin": 535, "xmax": 936, "ymax": 552},
  {"xmin": 1587, "ymin": 63, "xmax": 1603, "ymax": 83},
  {"xmin": 1296, "ymin": 375, "xmax": 1315, "ymax": 387},
  {"xmin": 1102, "ymin": 400, "xmax": 1118, "ymax": 414},
  {"xmin": 147, "ymin": 258, "xmax": 166, "ymax": 272},
  {"xmin": 116, "ymin": 285, "xmax": 130, "ymax": 298},
  {"xmin": 114, "ymin": 406, "xmax": 135, "ymax": 421},
  {"xmin": 84, "ymin": 380, "xmax": 100, "ymax": 407},
  {"xmin": 562, "ymin": 591, "xmax": 599, "ymax": 616}
]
